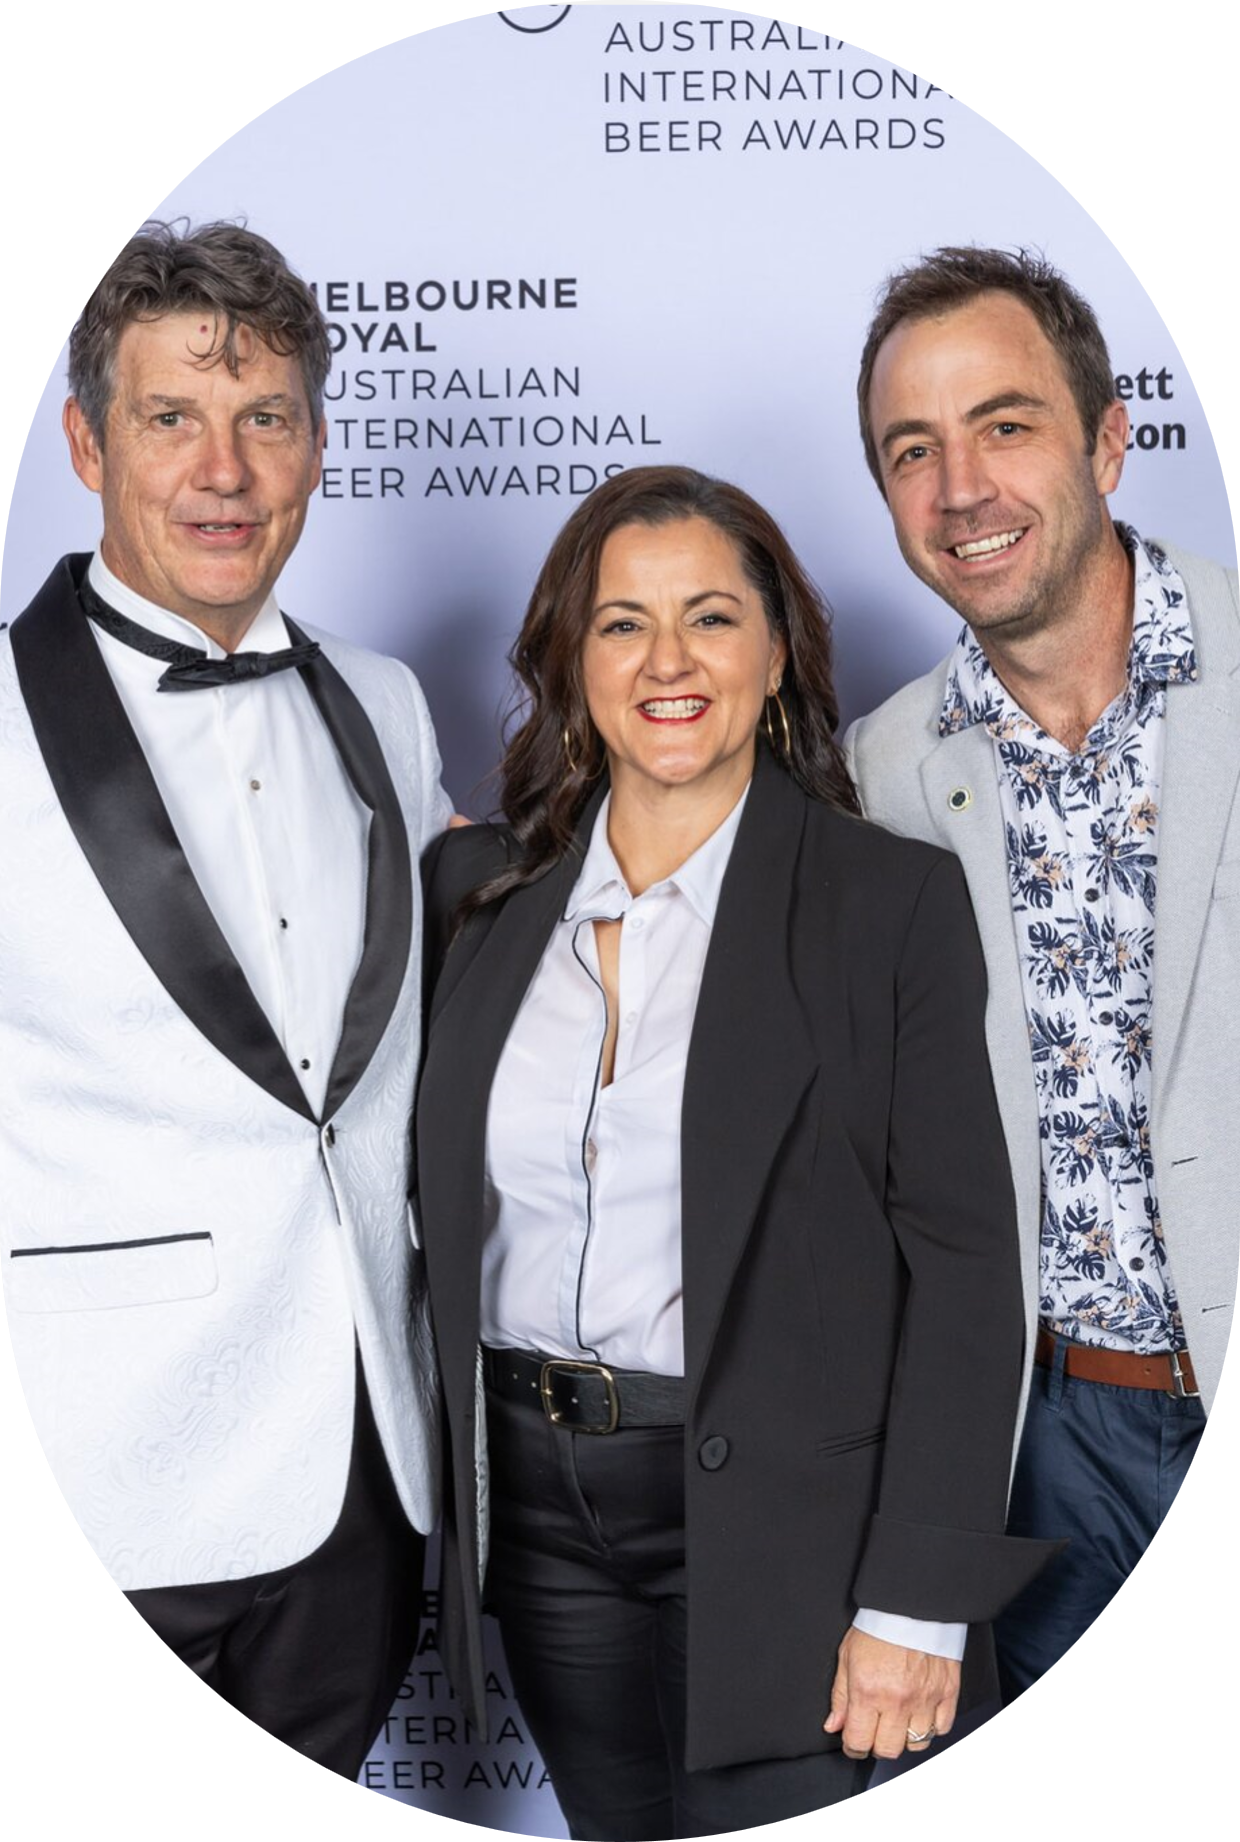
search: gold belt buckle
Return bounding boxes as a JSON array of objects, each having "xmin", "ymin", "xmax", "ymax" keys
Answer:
[{"xmin": 539, "ymin": 1359, "xmax": 620, "ymax": 1434}]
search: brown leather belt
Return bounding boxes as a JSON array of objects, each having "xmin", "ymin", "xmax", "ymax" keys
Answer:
[{"xmin": 1035, "ymin": 1327, "xmax": 1199, "ymax": 1398}]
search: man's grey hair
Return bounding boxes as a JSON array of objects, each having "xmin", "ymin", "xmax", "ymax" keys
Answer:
[{"xmin": 68, "ymin": 219, "xmax": 331, "ymax": 442}]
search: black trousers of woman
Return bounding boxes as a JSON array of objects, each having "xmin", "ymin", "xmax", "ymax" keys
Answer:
[{"xmin": 483, "ymin": 1388, "xmax": 869, "ymax": 1842}]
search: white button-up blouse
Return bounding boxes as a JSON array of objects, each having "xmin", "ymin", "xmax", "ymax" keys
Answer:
[{"xmin": 481, "ymin": 787, "xmax": 746, "ymax": 1375}]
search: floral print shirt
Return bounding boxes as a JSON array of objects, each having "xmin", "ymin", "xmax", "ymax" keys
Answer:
[{"xmin": 938, "ymin": 528, "xmax": 1198, "ymax": 1352}]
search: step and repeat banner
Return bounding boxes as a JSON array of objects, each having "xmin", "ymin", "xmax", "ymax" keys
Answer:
[{"xmin": 1, "ymin": 6, "xmax": 1235, "ymax": 1842}]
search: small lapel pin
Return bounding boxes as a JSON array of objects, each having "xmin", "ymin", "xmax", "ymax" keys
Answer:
[{"xmin": 947, "ymin": 786, "xmax": 973, "ymax": 813}]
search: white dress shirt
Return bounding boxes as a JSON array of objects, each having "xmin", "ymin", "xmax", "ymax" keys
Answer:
[
  {"xmin": 482, "ymin": 784, "xmax": 964, "ymax": 1661},
  {"xmin": 87, "ymin": 551, "xmax": 369, "ymax": 1118}
]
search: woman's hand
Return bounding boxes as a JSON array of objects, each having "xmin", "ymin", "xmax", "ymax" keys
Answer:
[{"xmin": 824, "ymin": 1626, "xmax": 959, "ymax": 1759}]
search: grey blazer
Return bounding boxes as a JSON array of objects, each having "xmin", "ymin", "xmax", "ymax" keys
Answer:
[{"xmin": 846, "ymin": 541, "xmax": 1240, "ymax": 1412}]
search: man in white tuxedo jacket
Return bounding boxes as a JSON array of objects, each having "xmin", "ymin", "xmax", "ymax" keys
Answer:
[
  {"xmin": 846, "ymin": 248, "xmax": 1237, "ymax": 1700},
  {"xmin": 0, "ymin": 221, "xmax": 451, "ymax": 1774}
]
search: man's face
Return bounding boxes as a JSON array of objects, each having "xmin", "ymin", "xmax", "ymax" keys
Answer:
[
  {"xmin": 64, "ymin": 310, "xmax": 325, "ymax": 642},
  {"xmin": 866, "ymin": 292, "xmax": 1128, "ymax": 639}
]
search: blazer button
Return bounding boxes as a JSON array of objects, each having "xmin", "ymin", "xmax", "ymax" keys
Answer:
[{"xmin": 698, "ymin": 1436, "xmax": 729, "ymax": 1471}]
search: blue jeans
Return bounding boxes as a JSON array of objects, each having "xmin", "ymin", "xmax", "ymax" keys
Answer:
[{"xmin": 994, "ymin": 1334, "xmax": 1206, "ymax": 1701}]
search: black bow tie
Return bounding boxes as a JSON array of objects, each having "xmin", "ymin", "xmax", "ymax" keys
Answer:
[{"xmin": 80, "ymin": 576, "xmax": 320, "ymax": 692}]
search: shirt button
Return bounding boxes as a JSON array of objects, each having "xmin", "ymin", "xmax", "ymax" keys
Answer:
[
  {"xmin": 1084, "ymin": 887, "xmax": 1100, "ymax": 903},
  {"xmin": 325, "ymin": 1124, "xmax": 336, "ymax": 1147},
  {"xmin": 249, "ymin": 778, "xmax": 262, "ymax": 792},
  {"xmin": 629, "ymin": 916, "xmax": 645, "ymax": 932},
  {"xmin": 698, "ymin": 1435, "xmax": 729, "ymax": 1471},
  {"xmin": 1130, "ymin": 1257, "xmax": 1145, "ymax": 1272},
  {"xmin": 279, "ymin": 917, "xmax": 289, "ymax": 930},
  {"xmin": 300, "ymin": 1058, "xmax": 311, "ymax": 1071},
  {"xmin": 1097, "ymin": 1011, "xmax": 1114, "ymax": 1026},
  {"xmin": 625, "ymin": 1011, "xmax": 637, "ymax": 1027}
]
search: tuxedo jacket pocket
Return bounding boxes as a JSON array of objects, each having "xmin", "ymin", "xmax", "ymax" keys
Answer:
[{"xmin": 7, "ymin": 1232, "xmax": 218, "ymax": 1313}]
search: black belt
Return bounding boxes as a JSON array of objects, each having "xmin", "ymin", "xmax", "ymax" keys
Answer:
[{"xmin": 483, "ymin": 1345, "xmax": 685, "ymax": 1435}]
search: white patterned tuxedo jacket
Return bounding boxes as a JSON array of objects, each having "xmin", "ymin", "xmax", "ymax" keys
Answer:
[{"xmin": 0, "ymin": 555, "xmax": 448, "ymax": 1590}]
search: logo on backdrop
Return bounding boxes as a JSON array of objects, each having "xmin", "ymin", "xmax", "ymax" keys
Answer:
[
  {"xmin": 499, "ymin": 12, "xmax": 958, "ymax": 156},
  {"xmin": 309, "ymin": 272, "xmax": 664, "ymax": 503},
  {"xmin": 499, "ymin": 6, "xmax": 573, "ymax": 31}
]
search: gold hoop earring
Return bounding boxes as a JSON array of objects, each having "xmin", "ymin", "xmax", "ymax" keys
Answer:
[
  {"xmin": 562, "ymin": 725, "xmax": 602, "ymax": 782},
  {"xmin": 764, "ymin": 687, "xmax": 792, "ymax": 757}
]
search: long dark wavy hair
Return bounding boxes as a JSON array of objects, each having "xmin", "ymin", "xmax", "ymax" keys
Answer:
[{"xmin": 469, "ymin": 465, "xmax": 860, "ymax": 911}]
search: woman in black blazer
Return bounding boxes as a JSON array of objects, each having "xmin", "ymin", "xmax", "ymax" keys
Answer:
[{"xmin": 417, "ymin": 467, "xmax": 1051, "ymax": 1840}]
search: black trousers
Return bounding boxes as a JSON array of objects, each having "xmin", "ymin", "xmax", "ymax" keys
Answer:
[
  {"xmin": 483, "ymin": 1388, "xmax": 869, "ymax": 1842},
  {"xmin": 128, "ymin": 1359, "xmax": 424, "ymax": 1779}
]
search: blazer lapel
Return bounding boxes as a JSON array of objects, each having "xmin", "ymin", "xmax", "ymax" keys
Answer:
[
  {"xmin": 429, "ymin": 791, "xmax": 605, "ymax": 1047},
  {"xmin": 1151, "ymin": 657, "xmax": 1240, "ymax": 1111},
  {"xmin": 680, "ymin": 753, "xmax": 817, "ymax": 1393},
  {"xmin": 289, "ymin": 623, "xmax": 413, "ymax": 1120},
  {"xmin": 919, "ymin": 728, "xmax": 1043, "ymax": 1231},
  {"xmin": 11, "ymin": 557, "xmax": 314, "ymax": 1121},
  {"xmin": 417, "ymin": 791, "xmax": 603, "ymax": 1397}
]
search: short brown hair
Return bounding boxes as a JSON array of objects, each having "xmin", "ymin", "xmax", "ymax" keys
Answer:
[
  {"xmin": 856, "ymin": 246, "xmax": 1117, "ymax": 493},
  {"xmin": 68, "ymin": 219, "xmax": 331, "ymax": 441}
]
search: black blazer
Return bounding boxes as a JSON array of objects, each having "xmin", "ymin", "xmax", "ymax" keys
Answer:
[{"xmin": 416, "ymin": 745, "xmax": 1054, "ymax": 1773}]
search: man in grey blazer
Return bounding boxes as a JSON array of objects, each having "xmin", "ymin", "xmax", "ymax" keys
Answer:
[{"xmin": 845, "ymin": 246, "xmax": 1238, "ymax": 1697}]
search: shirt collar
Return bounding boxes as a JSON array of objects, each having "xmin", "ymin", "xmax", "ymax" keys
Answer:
[
  {"xmin": 1125, "ymin": 526, "xmax": 1198, "ymax": 687},
  {"xmin": 88, "ymin": 550, "xmax": 289, "ymax": 661},
  {"xmin": 937, "ymin": 523, "xmax": 1197, "ymax": 742},
  {"xmin": 563, "ymin": 783, "xmax": 750, "ymax": 928}
]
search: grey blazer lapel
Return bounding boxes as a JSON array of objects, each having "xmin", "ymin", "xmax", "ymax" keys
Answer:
[
  {"xmin": 1151, "ymin": 644, "xmax": 1240, "ymax": 1112},
  {"xmin": 920, "ymin": 729, "xmax": 1043, "ymax": 1252}
]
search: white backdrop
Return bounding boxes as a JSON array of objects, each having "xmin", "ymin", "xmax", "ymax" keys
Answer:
[{"xmin": 1, "ymin": 5, "xmax": 1236, "ymax": 1841}]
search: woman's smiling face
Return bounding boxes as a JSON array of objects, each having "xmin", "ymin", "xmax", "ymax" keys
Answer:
[{"xmin": 582, "ymin": 516, "xmax": 786, "ymax": 807}]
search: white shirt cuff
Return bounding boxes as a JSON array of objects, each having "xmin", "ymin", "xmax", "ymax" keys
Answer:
[{"xmin": 853, "ymin": 1608, "xmax": 967, "ymax": 1661}]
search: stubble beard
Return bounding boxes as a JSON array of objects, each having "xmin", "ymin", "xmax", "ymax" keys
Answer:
[{"xmin": 914, "ymin": 489, "xmax": 1112, "ymax": 649}]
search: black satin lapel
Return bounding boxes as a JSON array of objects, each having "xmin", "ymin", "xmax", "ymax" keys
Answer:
[
  {"xmin": 680, "ymin": 751, "xmax": 818, "ymax": 1389},
  {"xmin": 288, "ymin": 625, "xmax": 413, "ymax": 1120},
  {"xmin": 10, "ymin": 557, "xmax": 314, "ymax": 1121}
]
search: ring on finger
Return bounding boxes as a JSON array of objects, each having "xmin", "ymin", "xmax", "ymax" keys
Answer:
[{"xmin": 905, "ymin": 1725, "xmax": 936, "ymax": 1745}]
